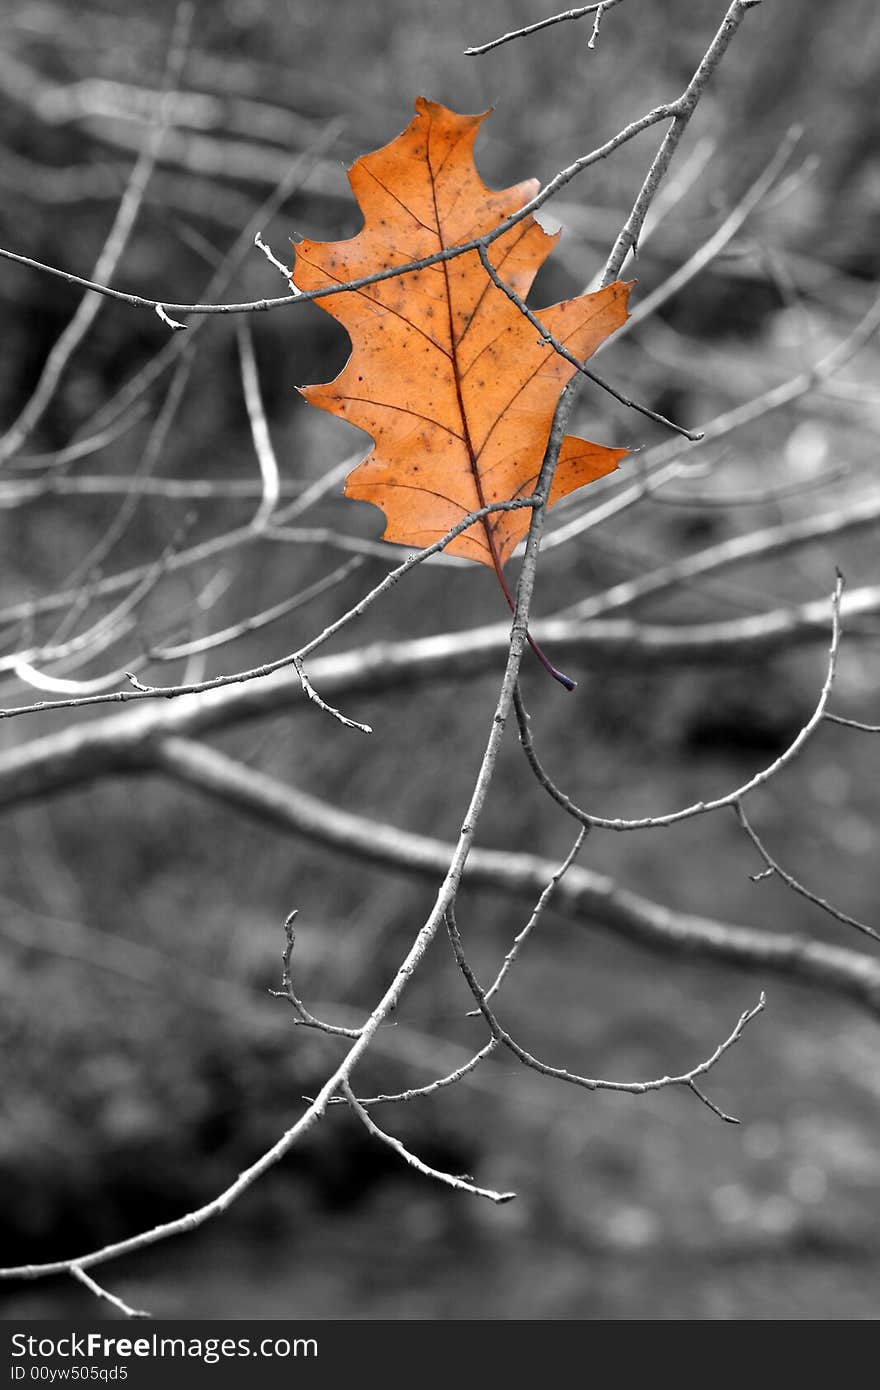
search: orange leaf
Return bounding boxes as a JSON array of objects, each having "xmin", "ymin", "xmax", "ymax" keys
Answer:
[{"xmin": 294, "ymin": 97, "xmax": 630, "ymax": 572}]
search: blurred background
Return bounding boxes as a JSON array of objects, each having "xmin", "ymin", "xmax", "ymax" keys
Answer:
[{"xmin": 1, "ymin": 0, "xmax": 879, "ymax": 1319}]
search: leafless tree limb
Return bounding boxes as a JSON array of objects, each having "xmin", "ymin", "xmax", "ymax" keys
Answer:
[
  {"xmin": 341, "ymin": 1081, "xmax": 516, "ymax": 1204},
  {"xmin": 601, "ymin": 1, "xmax": 764, "ymax": 285},
  {"xmin": 69, "ymin": 1265, "xmax": 151, "ymax": 1321},
  {"xmin": 446, "ymin": 905, "xmax": 763, "ymax": 1122},
  {"xmin": 0, "ymin": 5, "xmax": 762, "ymax": 326},
  {"xmin": 520, "ymin": 574, "xmax": 844, "ymax": 831},
  {"xmin": 468, "ymin": 822, "xmax": 588, "ymax": 1013},
  {"xmin": 464, "ymin": 2, "xmax": 629, "ymax": 56},
  {"xmin": 0, "ymin": 322, "xmax": 568, "ymax": 1284},
  {"xmin": 734, "ymin": 801, "xmax": 880, "ymax": 943},
  {"xmin": 140, "ymin": 737, "xmax": 880, "ymax": 1020}
]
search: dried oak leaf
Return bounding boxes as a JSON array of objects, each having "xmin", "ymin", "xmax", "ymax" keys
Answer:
[{"xmin": 293, "ymin": 96, "xmax": 631, "ymax": 574}]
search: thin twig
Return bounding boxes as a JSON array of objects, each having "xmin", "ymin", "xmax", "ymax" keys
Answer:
[
  {"xmin": 561, "ymin": 495, "xmax": 879, "ymax": 622},
  {"xmin": 468, "ymin": 820, "xmax": 587, "ymax": 1014},
  {"xmin": 477, "ymin": 244, "xmax": 701, "ymax": 440},
  {"xmin": 69, "ymin": 1265, "xmax": 151, "ymax": 1319},
  {"xmin": 0, "ymin": 321, "xmax": 568, "ymax": 1283},
  {"xmin": 588, "ymin": 3, "xmax": 608, "ymax": 48},
  {"xmin": 447, "ymin": 906, "xmax": 763, "ymax": 1121},
  {"xmin": 269, "ymin": 910, "xmax": 362, "ymax": 1038},
  {"xmin": 0, "ymin": 10, "xmax": 761, "ymax": 327},
  {"xmin": 341, "ymin": 1081, "xmax": 516, "ymax": 1203},
  {"xmin": 734, "ymin": 800, "xmax": 880, "ymax": 943},
  {"xmin": 825, "ymin": 713, "xmax": 880, "ymax": 734},
  {"xmin": 610, "ymin": 127, "xmax": 801, "ymax": 339},
  {"xmin": 602, "ymin": 1, "xmax": 764, "ymax": 286},
  {"xmin": 0, "ymin": 497, "xmax": 537, "ymax": 719},
  {"xmin": 293, "ymin": 655, "xmax": 371, "ymax": 734},
  {"xmin": 146, "ymin": 559, "xmax": 362, "ymax": 663},
  {"xmin": 519, "ymin": 574, "xmax": 845, "ymax": 831},
  {"xmin": 343, "ymin": 1040, "xmax": 501, "ymax": 1107},
  {"xmin": 139, "ymin": 738, "xmax": 880, "ymax": 1019},
  {"xmin": 464, "ymin": 1, "xmax": 627, "ymax": 55}
]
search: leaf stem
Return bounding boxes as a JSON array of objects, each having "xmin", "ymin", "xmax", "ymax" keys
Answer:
[{"xmin": 490, "ymin": 542, "xmax": 576, "ymax": 691}]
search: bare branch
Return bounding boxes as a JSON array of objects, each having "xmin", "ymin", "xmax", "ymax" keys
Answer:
[
  {"xmin": 341, "ymin": 1082, "xmax": 516, "ymax": 1203},
  {"xmin": 146, "ymin": 559, "xmax": 363, "ymax": 664},
  {"xmin": 0, "ymin": 497, "xmax": 538, "ymax": 719},
  {"xmin": 468, "ymin": 820, "xmax": 588, "ymax": 1013},
  {"xmin": 588, "ymin": 3, "xmax": 609, "ymax": 49},
  {"xmin": 562, "ymin": 497, "xmax": 880, "ymax": 622},
  {"xmin": 69, "ymin": 1265, "xmax": 151, "ymax": 1320},
  {"xmin": 602, "ymin": 1, "xmax": 764, "ymax": 285},
  {"xmin": 0, "ymin": 474, "xmax": 308, "ymax": 504},
  {"xmin": 0, "ymin": 5, "xmax": 760, "ymax": 328},
  {"xmin": 477, "ymin": 243, "xmax": 701, "ymax": 440},
  {"xmin": 447, "ymin": 905, "xmax": 763, "ymax": 1119},
  {"xmin": 269, "ymin": 910, "xmax": 362, "ymax": 1038},
  {"xmin": 347, "ymin": 1040, "xmax": 501, "ymax": 1108},
  {"xmin": 524, "ymin": 574, "xmax": 845, "ymax": 831},
  {"xmin": 464, "ymin": 1, "xmax": 627, "ymax": 55},
  {"xmin": 0, "ymin": 332, "xmax": 566, "ymax": 1283},
  {"xmin": 146, "ymin": 738, "xmax": 880, "ymax": 1019},
  {"xmin": 4, "ymin": 583, "xmax": 879, "ymax": 798},
  {"xmin": 734, "ymin": 800, "xmax": 880, "ymax": 943},
  {"xmin": 825, "ymin": 713, "xmax": 880, "ymax": 734},
  {"xmin": 610, "ymin": 127, "xmax": 801, "ymax": 337},
  {"xmin": 292, "ymin": 655, "xmax": 372, "ymax": 735}
]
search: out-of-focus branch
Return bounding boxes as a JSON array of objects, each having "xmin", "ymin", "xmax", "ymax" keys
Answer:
[
  {"xmin": 620, "ymin": 290, "xmax": 880, "ymax": 483},
  {"xmin": 236, "ymin": 320, "xmax": 280, "ymax": 530},
  {"xmin": 0, "ymin": 3, "xmax": 194, "ymax": 465},
  {"xmin": 2, "ymin": 583, "xmax": 879, "ymax": 793},
  {"xmin": 0, "ymin": 496, "xmax": 540, "ymax": 720},
  {"xmin": 561, "ymin": 496, "xmax": 880, "ymax": 621},
  {"xmin": 825, "ymin": 713, "xmax": 880, "ymax": 734},
  {"xmin": 0, "ymin": 475, "xmax": 307, "ymax": 504},
  {"xmin": 2, "ymin": 274, "xmax": 874, "ymax": 632},
  {"xmin": 601, "ymin": 0, "xmax": 764, "ymax": 285},
  {"xmin": 0, "ymin": 50, "xmax": 345, "ymax": 195},
  {"xmin": 0, "ymin": 3, "xmax": 762, "ymax": 326},
  {"xmin": 608, "ymin": 127, "xmax": 801, "ymax": 337}
]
